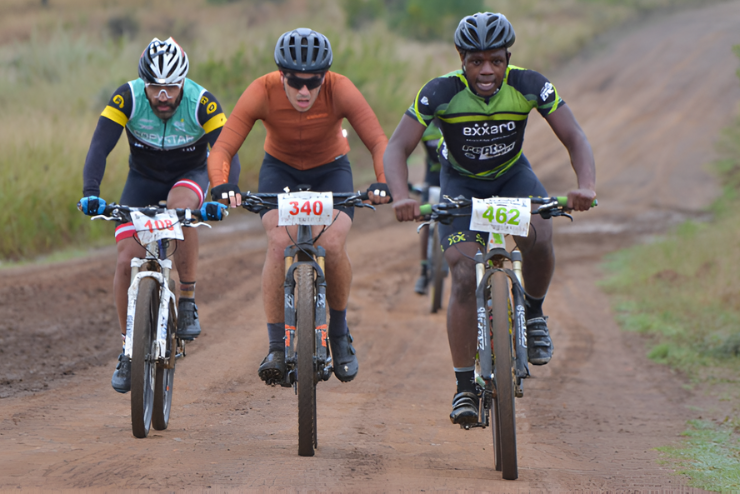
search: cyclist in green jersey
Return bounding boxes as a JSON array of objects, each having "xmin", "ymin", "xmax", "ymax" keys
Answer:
[
  {"xmin": 384, "ymin": 12, "xmax": 596, "ymax": 425},
  {"xmin": 414, "ymin": 120, "xmax": 443, "ymax": 294}
]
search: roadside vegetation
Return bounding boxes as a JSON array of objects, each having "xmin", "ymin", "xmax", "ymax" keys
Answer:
[
  {"xmin": 601, "ymin": 45, "xmax": 740, "ymax": 493},
  {"xmin": 0, "ymin": 0, "xmax": 724, "ymax": 260}
]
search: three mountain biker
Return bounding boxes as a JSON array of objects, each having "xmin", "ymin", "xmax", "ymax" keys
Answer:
[
  {"xmin": 206, "ymin": 28, "xmax": 391, "ymax": 385},
  {"xmin": 79, "ymin": 37, "xmax": 238, "ymax": 393},
  {"xmin": 383, "ymin": 12, "xmax": 597, "ymax": 424}
]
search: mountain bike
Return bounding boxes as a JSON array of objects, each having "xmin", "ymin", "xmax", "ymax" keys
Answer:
[
  {"xmin": 240, "ymin": 187, "xmax": 376, "ymax": 456},
  {"xmin": 419, "ymin": 195, "xmax": 596, "ymax": 480},
  {"xmin": 410, "ymin": 184, "xmax": 448, "ymax": 313},
  {"xmin": 87, "ymin": 203, "xmax": 221, "ymax": 438}
]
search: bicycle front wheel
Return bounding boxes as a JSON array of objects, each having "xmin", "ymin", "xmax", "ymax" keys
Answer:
[
  {"xmin": 295, "ymin": 264, "xmax": 317, "ymax": 457},
  {"xmin": 131, "ymin": 277, "xmax": 158, "ymax": 438},
  {"xmin": 430, "ymin": 223, "xmax": 445, "ymax": 314},
  {"xmin": 153, "ymin": 281, "xmax": 176, "ymax": 431},
  {"xmin": 490, "ymin": 270, "xmax": 518, "ymax": 480}
]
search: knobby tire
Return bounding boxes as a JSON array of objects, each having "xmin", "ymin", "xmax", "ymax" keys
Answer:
[
  {"xmin": 296, "ymin": 264, "xmax": 317, "ymax": 457},
  {"xmin": 131, "ymin": 277, "xmax": 158, "ymax": 438},
  {"xmin": 430, "ymin": 223, "xmax": 445, "ymax": 313},
  {"xmin": 490, "ymin": 270, "xmax": 518, "ymax": 480},
  {"xmin": 152, "ymin": 279, "xmax": 176, "ymax": 431}
]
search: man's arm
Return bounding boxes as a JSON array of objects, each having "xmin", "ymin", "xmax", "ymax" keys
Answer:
[
  {"xmin": 545, "ymin": 105, "xmax": 596, "ymax": 211},
  {"xmin": 82, "ymin": 84, "xmax": 131, "ymax": 196},
  {"xmin": 384, "ymin": 114, "xmax": 427, "ymax": 221}
]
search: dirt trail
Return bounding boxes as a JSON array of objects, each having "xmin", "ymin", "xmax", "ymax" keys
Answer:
[{"xmin": 2, "ymin": 2, "xmax": 740, "ymax": 491}]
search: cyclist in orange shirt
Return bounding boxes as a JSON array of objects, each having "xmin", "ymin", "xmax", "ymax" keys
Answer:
[{"xmin": 207, "ymin": 28, "xmax": 390, "ymax": 385}]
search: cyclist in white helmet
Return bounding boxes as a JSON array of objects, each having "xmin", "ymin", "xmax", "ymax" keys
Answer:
[{"xmin": 79, "ymin": 37, "xmax": 241, "ymax": 394}]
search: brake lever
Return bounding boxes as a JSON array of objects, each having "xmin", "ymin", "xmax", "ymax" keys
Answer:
[{"xmin": 90, "ymin": 215, "xmax": 117, "ymax": 222}]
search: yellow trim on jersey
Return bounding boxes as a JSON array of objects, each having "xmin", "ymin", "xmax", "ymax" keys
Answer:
[
  {"xmin": 203, "ymin": 113, "xmax": 227, "ymax": 134},
  {"xmin": 413, "ymin": 86, "xmax": 429, "ymax": 126},
  {"xmin": 101, "ymin": 106, "xmax": 128, "ymax": 127},
  {"xmin": 438, "ymin": 113, "xmax": 529, "ymax": 124}
]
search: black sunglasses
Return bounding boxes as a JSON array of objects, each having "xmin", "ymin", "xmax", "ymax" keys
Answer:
[{"xmin": 284, "ymin": 73, "xmax": 325, "ymax": 90}]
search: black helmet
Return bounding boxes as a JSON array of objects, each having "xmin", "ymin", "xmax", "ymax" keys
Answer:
[
  {"xmin": 454, "ymin": 12, "xmax": 516, "ymax": 52},
  {"xmin": 274, "ymin": 28, "xmax": 333, "ymax": 73},
  {"xmin": 138, "ymin": 37, "xmax": 189, "ymax": 84}
]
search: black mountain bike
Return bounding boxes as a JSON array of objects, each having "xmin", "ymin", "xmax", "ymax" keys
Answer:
[
  {"xmin": 240, "ymin": 187, "xmax": 375, "ymax": 456},
  {"xmin": 419, "ymin": 195, "xmax": 596, "ymax": 480}
]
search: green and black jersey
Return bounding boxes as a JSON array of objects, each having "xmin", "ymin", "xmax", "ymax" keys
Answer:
[{"xmin": 405, "ymin": 66, "xmax": 564, "ymax": 180}]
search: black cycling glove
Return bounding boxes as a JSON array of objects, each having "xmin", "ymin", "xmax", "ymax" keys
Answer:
[
  {"xmin": 210, "ymin": 183, "xmax": 242, "ymax": 202},
  {"xmin": 366, "ymin": 183, "xmax": 392, "ymax": 202}
]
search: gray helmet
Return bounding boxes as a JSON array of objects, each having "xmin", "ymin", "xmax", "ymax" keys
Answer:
[
  {"xmin": 454, "ymin": 12, "xmax": 515, "ymax": 52},
  {"xmin": 274, "ymin": 28, "xmax": 333, "ymax": 73},
  {"xmin": 138, "ymin": 37, "xmax": 189, "ymax": 84}
]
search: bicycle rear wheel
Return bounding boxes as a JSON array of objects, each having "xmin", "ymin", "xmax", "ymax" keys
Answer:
[
  {"xmin": 430, "ymin": 223, "xmax": 445, "ymax": 313},
  {"xmin": 490, "ymin": 270, "xmax": 518, "ymax": 480},
  {"xmin": 152, "ymin": 281, "xmax": 176, "ymax": 431},
  {"xmin": 131, "ymin": 277, "xmax": 158, "ymax": 438},
  {"xmin": 296, "ymin": 264, "xmax": 317, "ymax": 457}
]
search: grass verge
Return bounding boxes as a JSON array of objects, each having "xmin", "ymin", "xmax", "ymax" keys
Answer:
[{"xmin": 601, "ymin": 44, "xmax": 740, "ymax": 492}]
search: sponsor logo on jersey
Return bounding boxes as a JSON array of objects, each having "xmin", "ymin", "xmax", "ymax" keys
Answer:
[
  {"xmin": 113, "ymin": 94, "xmax": 125, "ymax": 108},
  {"xmin": 462, "ymin": 141, "xmax": 516, "ymax": 160},
  {"xmin": 200, "ymin": 96, "xmax": 209, "ymax": 105},
  {"xmin": 421, "ymin": 96, "xmax": 429, "ymax": 106},
  {"xmin": 540, "ymin": 82, "xmax": 554, "ymax": 102},
  {"xmin": 131, "ymin": 129, "xmax": 196, "ymax": 147},
  {"xmin": 462, "ymin": 121, "xmax": 516, "ymax": 137},
  {"xmin": 173, "ymin": 120, "xmax": 186, "ymax": 132},
  {"xmin": 207, "ymin": 102, "xmax": 217, "ymax": 114}
]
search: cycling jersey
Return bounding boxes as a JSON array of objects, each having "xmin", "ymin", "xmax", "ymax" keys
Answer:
[
  {"xmin": 82, "ymin": 78, "xmax": 240, "ymax": 196},
  {"xmin": 208, "ymin": 71, "xmax": 387, "ymax": 187},
  {"xmin": 405, "ymin": 66, "xmax": 564, "ymax": 180}
]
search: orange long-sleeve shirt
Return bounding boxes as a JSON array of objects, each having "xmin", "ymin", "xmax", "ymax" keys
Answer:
[{"xmin": 208, "ymin": 71, "xmax": 387, "ymax": 186}]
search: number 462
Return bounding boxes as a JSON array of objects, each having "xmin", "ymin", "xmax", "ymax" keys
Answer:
[{"xmin": 482, "ymin": 206, "xmax": 520, "ymax": 225}]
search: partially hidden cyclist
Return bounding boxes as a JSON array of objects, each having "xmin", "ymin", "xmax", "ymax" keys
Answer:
[
  {"xmin": 383, "ymin": 13, "xmax": 596, "ymax": 424},
  {"xmin": 79, "ymin": 37, "xmax": 240, "ymax": 393},
  {"xmin": 414, "ymin": 119, "xmax": 443, "ymax": 295},
  {"xmin": 207, "ymin": 28, "xmax": 391, "ymax": 385}
]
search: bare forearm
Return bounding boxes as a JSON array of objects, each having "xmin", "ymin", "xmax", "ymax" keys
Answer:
[{"xmin": 383, "ymin": 143, "xmax": 411, "ymax": 200}]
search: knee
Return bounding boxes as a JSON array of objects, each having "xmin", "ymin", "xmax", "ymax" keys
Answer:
[{"xmin": 449, "ymin": 260, "xmax": 476, "ymax": 299}]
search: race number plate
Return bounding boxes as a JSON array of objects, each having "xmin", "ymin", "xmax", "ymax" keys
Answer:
[
  {"xmin": 130, "ymin": 210, "xmax": 184, "ymax": 244},
  {"xmin": 278, "ymin": 191, "xmax": 333, "ymax": 226},
  {"xmin": 469, "ymin": 197, "xmax": 531, "ymax": 237}
]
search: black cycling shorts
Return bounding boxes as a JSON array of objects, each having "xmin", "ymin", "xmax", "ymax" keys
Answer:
[
  {"xmin": 257, "ymin": 152, "xmax": 355, "ymax": 220},
  {"xmin": 115, "ymin": 164, "xmax": 209, "ymax": 243},
  {"xmin": 438, "ymin": 154, "xmax": 548, "ymax": 251}
]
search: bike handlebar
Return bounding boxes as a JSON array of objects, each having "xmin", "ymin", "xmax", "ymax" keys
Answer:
[
  {"xmin": 92, "ymin": 203, "xmax": 218, "ymax": 225},
  {"xmin": 239, "ymin": 191, "xmax": 374, "ymax": 214},
  {"xmin": 418, "ymin": 196, "xmax": 598, "ymax": 218}
]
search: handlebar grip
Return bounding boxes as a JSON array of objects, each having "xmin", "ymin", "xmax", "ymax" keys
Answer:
[
  {"xmin": 359, "ymin": 192, "xmax": 369, "ymax": 201},
  {"xmin": 555, "ymin": 196, "xmax": 598, "ymax": 208},
  {"xmin": 419, "ymin": 204, "xmax": 432, "ymax": 215}
]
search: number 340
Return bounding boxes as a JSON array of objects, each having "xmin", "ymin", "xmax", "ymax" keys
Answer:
[
  {"xmin": 289, "ymin": 200, "xmax": 324, "ymax": 216},
  {"xmin": 482, "ymin": 206, "xmax": 520, "ymax": 225}
]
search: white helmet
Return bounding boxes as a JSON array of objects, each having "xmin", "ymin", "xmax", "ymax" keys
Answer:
[{"xmin": 138, "ymin": 37, "xmax": 189, "ymax": 84}]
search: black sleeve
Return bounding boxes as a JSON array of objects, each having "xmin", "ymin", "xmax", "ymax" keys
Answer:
[
  {"xmin": 82, "ymin": 84, "xmax": 132, "ymax": 196},
  {"xmin": 404, "ymin": 76, "xmax": 461, "ymax": 126},
  {"xmin": 199, "ymin": 91, "xmax": 240, "ymax": 185},
  {"xmin": 506, "ymin": 68, "xmax": 566, "ymax": 117}
]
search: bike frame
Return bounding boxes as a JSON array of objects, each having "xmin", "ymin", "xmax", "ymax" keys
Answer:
[
  {"xmin": 124, "ymin": 239, "xmax": 179, "ymax": 370},
  {"xmin": 281, "ymin": 224, "xmax": 331, "ymax": 387}
]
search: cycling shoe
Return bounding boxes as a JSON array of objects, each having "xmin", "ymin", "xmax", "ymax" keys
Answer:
[
  {"xmin": 176, "ymin": 299, "xmax": 201, "ymax": 340},
  {"xmin": 527, "ymin": 316, "xmax": 553, "ymax": 365},
  {"xmin": 450, "ymin": 391, "xmax": 478, "ymax": 425},
  {"xmin": 258, "ymin": 349, "xmax": 286, "ymax": 385},
  {"xmin": 330, "ymin": 332, "xmax": 358, "ymax": 382},
  {"xmin": 111, "ymin": 353, "xmax": 131, "ymax": 394}
]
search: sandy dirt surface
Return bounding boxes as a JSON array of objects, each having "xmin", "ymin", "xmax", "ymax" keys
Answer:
[{"xmin": 2, "ymin": 2, "xmax": 740, "ymax": 492}]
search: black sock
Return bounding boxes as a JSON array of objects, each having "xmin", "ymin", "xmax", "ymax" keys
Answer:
[
  {"xmin": 525, "ymin": 294, "xmax": 545, "ymax": 319},
  {"xmin": 267, "ymin": 323, "xmax": 284, "ymax": 353},
  {"xmin": 328, "ymin": 308, "xmax": 348, "ymax": 338},
  {"xmin": 455, "ymin": 370, "xmax": 476, "ymax": 394}
]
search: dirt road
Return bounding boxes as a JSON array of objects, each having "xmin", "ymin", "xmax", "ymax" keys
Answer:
[{"xmin": 2, "ymin": 2, "xmax": 740, "ymax": 491}]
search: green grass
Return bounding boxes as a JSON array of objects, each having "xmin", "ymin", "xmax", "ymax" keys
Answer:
[
  {"xmin": 0, "ymin": 0, "xmax": 725, "ymax": 260},
  {"xmin": 658, "ymin": 419, "xmax": 740, "ymax": 492},
  {"xmin": 601, "ymin": 44, "xmax": 740, "ymax": 491}
]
